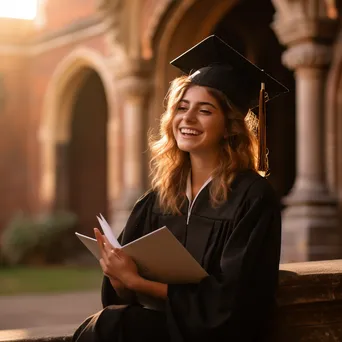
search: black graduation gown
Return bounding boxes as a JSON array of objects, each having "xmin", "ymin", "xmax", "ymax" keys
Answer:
[{"xmin": 72, "ymin": 170, "xmax": 281, "ymax": 342}]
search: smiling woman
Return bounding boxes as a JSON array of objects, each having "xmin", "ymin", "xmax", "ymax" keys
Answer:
[
  {"xmin": 0, "ymin": 0, "xmax": 38, "ymax": 20},
  {"xmin": 72, "ymin": 35, "xmax": 288, "ymax": 342}
]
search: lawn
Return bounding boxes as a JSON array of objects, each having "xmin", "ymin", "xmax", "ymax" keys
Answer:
[{"xmin": 0, "ymin": 266, "xmax": 103, "ymax": 295}]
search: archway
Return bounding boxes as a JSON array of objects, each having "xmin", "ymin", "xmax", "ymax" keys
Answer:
[
  {"xmin": 65, "ymin": 70, "xmax": 108, "ymax": 234},
  {"xmin": 151, "ymin": 0, "xmax": 295, "ymax": 199},
  {"xmin": 40, "ymin": 48, "xmax": 121, "ymax": 233}
]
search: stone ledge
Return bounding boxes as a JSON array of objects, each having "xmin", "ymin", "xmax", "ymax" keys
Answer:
[
  {"xmin": 280, "ymin": 259, "xmax": 342, "ymax": 276},
  {"xmin": 0, "ymin": 325, "xmax": 75, "ymax": 342},
  {"xmin": 278, "ymin": 259, "xmax": 342, "ymax": 306},
  {"xmin": 0, "ymin": 260, "xmax": 341, "ymax": 342}
]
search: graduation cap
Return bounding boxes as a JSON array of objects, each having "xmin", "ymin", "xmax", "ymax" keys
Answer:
[{"xmin": 170, "ymin": 35, "xmax": 289, "ymax": 172}]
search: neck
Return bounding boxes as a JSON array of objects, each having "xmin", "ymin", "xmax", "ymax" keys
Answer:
[{"xmin": 189, "ymin": 152, "xmax": 219, "ymax": 187}]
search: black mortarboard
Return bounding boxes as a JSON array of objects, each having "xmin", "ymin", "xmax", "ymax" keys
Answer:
[{"xmin": 170, "ymin": 35, "xmax": 289, "ymax": 172}]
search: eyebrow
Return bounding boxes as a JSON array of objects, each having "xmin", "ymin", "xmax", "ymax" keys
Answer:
[{"xmin": 179, "ymin": 99, "xmax": 217, "ymax": 109}]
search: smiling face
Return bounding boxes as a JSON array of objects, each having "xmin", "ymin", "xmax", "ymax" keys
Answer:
[{"xmin": 172, "ymin": 85, "xmax": 228, "ymax": 156}]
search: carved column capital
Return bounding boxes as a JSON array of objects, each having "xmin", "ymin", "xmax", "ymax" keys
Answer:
[
  {"xmin": 96, "ymin": 0, "xmax": 127, "ymax": 63},
  {"xmin": 114, "ymin": 59, "xmax": 153, "ymax": 99},
  {"xmin": 282, "ymin": 42, "xmax": 332, "ymax": 70},
  {"xmin": 97, "ymin": 0, "xmax": 123, "ymax": 35},
  {"xmin": 271, "ymin": 0, "xmax": 338, "ymax": 47}
]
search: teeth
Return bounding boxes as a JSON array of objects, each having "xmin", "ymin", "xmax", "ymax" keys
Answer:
[{"xmin": 180, "ymin": 128, "xmax": 201, "ymax": 135}]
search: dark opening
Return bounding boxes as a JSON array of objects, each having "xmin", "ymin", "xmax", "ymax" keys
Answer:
[
  {"xmin": 213, "ymin": 0, "xmax": 296, "ymax": 199},
  {"xmin": 67, "ymin": 69, "xmax": 108, "ymax": 235}
]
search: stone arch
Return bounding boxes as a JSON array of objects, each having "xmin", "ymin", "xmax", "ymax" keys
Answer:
[
  {"xmin": 149, "ymin": 0, "xmax": 240, "ymax": 130},
  {"xmin": 143, "ymin": 0, "xmax": 240, "ymax": 61},
  {"xmin": 39, "ymin": 47, "xmax": 120, "ymax": 212}
]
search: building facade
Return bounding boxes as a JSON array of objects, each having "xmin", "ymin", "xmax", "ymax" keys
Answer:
[{"xmin": 0, "ymin": 0, "xmax": 341, "ymax": 262}]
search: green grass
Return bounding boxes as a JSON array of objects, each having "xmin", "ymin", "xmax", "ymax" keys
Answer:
[{"xmin": 0, "ymin": 266, "xmax": 103, "ymax": 295}]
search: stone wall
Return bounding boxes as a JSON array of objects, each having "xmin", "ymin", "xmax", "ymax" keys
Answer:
[
  {"xmin": 0, "ymin": 260, "xmax": 341, "ymax": 342},
  {"xmin": 274, "ymin": 260, "xmax": 342, "ymax": 341},
  {"xmin": 0, "ymin": 19, "xmax": 34, "ymax": 232}
]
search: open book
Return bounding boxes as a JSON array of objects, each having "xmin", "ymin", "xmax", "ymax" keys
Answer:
[{"xmin": 75, "ymin": 214, "xmax": 208, "ymax": 284}]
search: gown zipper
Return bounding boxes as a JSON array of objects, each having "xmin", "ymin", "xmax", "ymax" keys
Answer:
[{"xmin": 186, "ymin": 176, "xmax": 213, "ymax": 225}]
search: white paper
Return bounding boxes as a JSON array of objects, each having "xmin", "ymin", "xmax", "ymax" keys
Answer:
[
  {"xmin": 75, "ymin": 232, "xmax": 101, "ymax": 260},
  {"xmin": 96, "ymin": 214, "xmax": 121, "ymax": 248},
  {"xmin": 76, "ymin": 226, "xmax": 208, "ymax": 284}
]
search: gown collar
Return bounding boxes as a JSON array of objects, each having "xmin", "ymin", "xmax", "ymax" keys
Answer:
[{"xmin": 186, "ymin": 171, "xmax": 213, "ymax": 205}]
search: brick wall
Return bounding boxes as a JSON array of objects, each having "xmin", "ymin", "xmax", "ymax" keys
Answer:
[
  {"xmin": 37, "ymin": 0, "xmax": 98, "ymax": 33},
  {"xmin": 0, "ymin": 2, "xmax": 107, "ymax": 234},
  {"xmin": 0, "ymin": 52, "xmax": 31, "ymax": 231}
]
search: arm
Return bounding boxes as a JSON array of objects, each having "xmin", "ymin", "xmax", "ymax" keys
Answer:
[
  {"xmin": 127, "ymin": 276, "xmax": 168, "ymax": 300},
  {"xmin": 109, "ymin": 276, "xmax": 136, "ymax": 302}
]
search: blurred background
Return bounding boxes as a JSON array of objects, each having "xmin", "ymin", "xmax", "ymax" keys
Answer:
[{"xmin": 0, "ymin": 0, "xmax": 341, "ymax": 333}]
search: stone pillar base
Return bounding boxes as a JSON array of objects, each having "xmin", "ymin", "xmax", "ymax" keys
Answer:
[{"xmin": 281, "ymin": 203, "xmax": 341, "ymax": 262}]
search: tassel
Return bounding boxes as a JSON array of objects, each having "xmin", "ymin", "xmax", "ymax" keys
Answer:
[{"xmin": 257, "ymin": 82, "xmax": 268, "ymax": 172}]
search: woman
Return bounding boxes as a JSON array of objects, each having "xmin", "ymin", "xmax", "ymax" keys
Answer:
[{"xmin": 73, "ymin": 35, "xmax": 288, "ymax": 342}]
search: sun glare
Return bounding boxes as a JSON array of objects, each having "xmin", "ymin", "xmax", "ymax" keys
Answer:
[{"xmin": 0, "ymin": 0, "xmax": 38, "ymax": 20}]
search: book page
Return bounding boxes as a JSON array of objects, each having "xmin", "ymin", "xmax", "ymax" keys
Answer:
[{"xmin": 97, "ymin": 214, "xmax": 121, "ymax": 248}]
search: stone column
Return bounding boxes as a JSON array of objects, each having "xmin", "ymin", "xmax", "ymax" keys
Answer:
[
  {"xmin": 110, "ymin": 60, "xmax": 152, "ymax": 235},
  {"xmin": 97, "ymin": 0, "xmax": 154, "ymax": 235},
  {"xmin": 107, "ymin": 111, "xmax": 121, "ymax": 229},
  {"xmin": 271, "ymin": 0, "xmax": 340, "ymax": 262}
]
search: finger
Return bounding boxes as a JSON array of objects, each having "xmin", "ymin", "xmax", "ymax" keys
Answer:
[
  {"xmin": 102, "ymin": 235, "xmax": 115, "ymax": 255},
  {"xmin": 100, "ymin": 235, "xmax": 120, "ymax": 267},
  {"xmin": 94, "ymin": 228, "xmax": 108, "ymax": 260},
  {"xmin": 94, "ymin": 228, "xmax": 105, "ymax": 247},
  {"xmin": 99, "ymin": 258, "xmax": 107, "ymax": 274},
  {"xmin": 113, "ymin": 247, "xmax": 125, "ymax": 259},
  {"xmin": 102, "ymin": 236, "xmax": 120, "ymax": 262},
  {"xmin": 99, "ymin": 258, "xmax": 113, "ymax": 278}
]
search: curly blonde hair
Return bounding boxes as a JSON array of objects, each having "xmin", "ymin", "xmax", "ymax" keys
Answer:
[{"xmin": 149, "ymin": 76, "xmax": 258, "ymax": 215}]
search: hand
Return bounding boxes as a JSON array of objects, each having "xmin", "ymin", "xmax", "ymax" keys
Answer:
[
  {"xmin": 108, "ymin": 276, "xmax": 136, "ymax": 301},
  {"xmin": 94, "ymin": 228, "xmax": 140, "ymax": 289},
  {"xmin": 109, "ymin": 277, "xmax": 125, "ymax": 291},
  {"xmin": 94, "ymin": 229, "xmax": 167, "ymax": 301}
]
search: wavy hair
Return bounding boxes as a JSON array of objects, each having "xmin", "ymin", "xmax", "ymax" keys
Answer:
[{"xmin": 149, "ymin": 76, "xmax": 258, "ymax": 214}]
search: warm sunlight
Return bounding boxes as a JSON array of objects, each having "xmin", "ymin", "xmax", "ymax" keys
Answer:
[{"xmin": 0, "ymin": 0, "xmax": 38, "ymax": 20}]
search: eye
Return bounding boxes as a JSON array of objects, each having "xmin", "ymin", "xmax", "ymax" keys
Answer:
[
  {"xmin": 177, "ymin": 106, "xmax": 188, "ymax": 112},
  {"xmin": 200, "ymin": 109, "xmax": 212, "ymax": 115}
]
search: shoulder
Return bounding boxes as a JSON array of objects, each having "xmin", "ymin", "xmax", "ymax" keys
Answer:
[
  {"xmin": 132, "ymin": 189, "xmax": 157, "ymax": 210},
  {"xmin": 120, "ymin": 189, "xmax": 157, "ymax": 243},
  {"xmin": 233, "ymin": 170, "xmax": 278, "ymax": 203}
]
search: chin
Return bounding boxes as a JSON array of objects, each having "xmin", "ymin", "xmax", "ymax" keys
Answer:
[
  {"xmin": 177, "ymin": 145, "xmax": 190, "ymax": 153},
  {"xmin": 176, "ymin": 143, "xmax": 198, "ymax": 153}
]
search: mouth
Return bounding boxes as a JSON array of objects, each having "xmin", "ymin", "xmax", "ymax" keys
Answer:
[{"xmin": 179, "ymin": 127, "xmax": 203, "ymax": 137}]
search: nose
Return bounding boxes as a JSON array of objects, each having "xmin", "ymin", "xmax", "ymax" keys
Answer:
[{"xmin": 182, "ymin": 108, "xmax": 197, "ymax": 122}]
